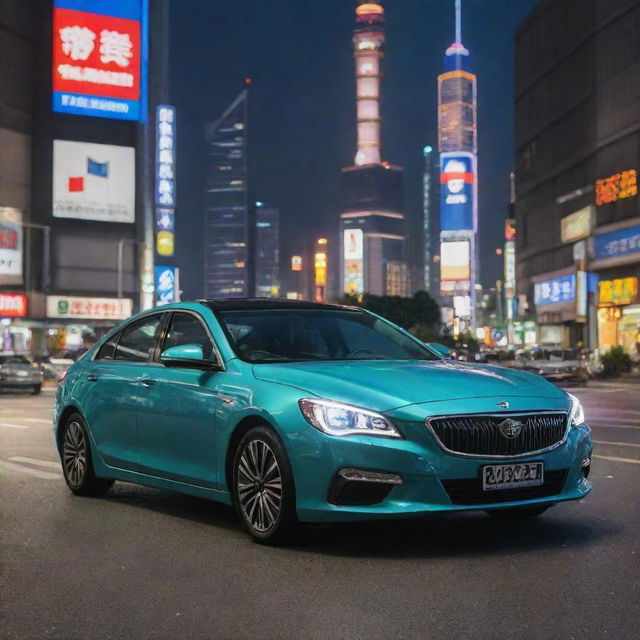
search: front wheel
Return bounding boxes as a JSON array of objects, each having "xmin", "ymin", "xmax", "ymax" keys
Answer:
[
  {"xmin": 31, "ymin": 384, "xmax": 42, "ymax": 395},
  {"xmin": 61, "ymin": 413, "xmax": 113, "ymax": 496},
  {"xmin": 486, "ymin": 505, "xmax": 550, "ymax": 521},
  {"xmin": 232, "ymin": 426, "xmax": 301, "ymax": 545}
]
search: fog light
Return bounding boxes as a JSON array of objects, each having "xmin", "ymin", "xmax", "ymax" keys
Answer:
[{"xmin": 338, "ymin": 468, "xmax": 404, "ymax": 485}]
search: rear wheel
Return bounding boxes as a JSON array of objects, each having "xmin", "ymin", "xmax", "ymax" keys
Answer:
[
  {"xmin": 232, "ymin": 426, "xmax": 301, "ymax": 545},
  {"xmin": 487, "ymin": 505, "xmax": 549, "ymax": 521},
  {"xmin": 31, "ymin": 384, "xmax": 41, "ymax": 395},
  {"xmin": 61, "ymin": 413, "xmax": 113, "ymax": 496}
]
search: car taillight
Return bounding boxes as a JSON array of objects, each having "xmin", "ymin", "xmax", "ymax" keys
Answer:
[{"xmin": 57, "ymin": 369, "xmax": 68, "ymax": 383}]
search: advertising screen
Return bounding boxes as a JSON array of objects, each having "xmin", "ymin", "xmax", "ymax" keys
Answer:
[
  {"xmin": 534, "ymin": 274, "xmax": 576, "ymax": 307},
  {"xmin": 53, "ymin": 140, "xmax": 135, "ymax": 223},
  {"xmin": 440, "ymin": 240, "xmax": 470, "ymax": 282},
  {"xmin": 440, "ymin": 153, "xmax": 475, "ymax": 231},
  {"xmin": 0, "ymin": 208, "xmax": 23, "ymax": 285},
  {"xmin": 52, "ymin": 0, "xmax": 147, "ymax": 121},
  {"xmin": 343, "ymin": 229, "xmax": 364, "ymax": 295},
  {"xmin": 154, "ymin": 265, "xmax": 177, "ymax": 305}
]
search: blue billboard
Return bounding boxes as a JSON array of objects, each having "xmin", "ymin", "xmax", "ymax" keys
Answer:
[
  {"xmin": 52, "ymin": 0, "xmax": 148, "ymax": 121},
  {"xmin": 440, "ymin": 153, "xmax": 475, "ymax": 231},
  {"xmin": 594, "ymin": 225, "xmax": 640, "ymax": 262},
  {"xmin": 534, "ymin": 274, "xmax": 576, "ymax": 307},
  {"xmin": 154, "ymin": 265, "xmax": 177, "ymax": 305}
]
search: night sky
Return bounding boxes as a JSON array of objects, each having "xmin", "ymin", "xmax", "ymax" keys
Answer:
[{"xmin": 169, "ymin": 0, "xmax": 538, "ymax": 300}]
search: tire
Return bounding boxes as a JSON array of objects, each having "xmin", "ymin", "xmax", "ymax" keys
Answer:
[
  {"xmin": 61, "ymin": 413, "xmax": 113, "ymax": 496},
  {"xmin": 486, "ymin": 505, "xmax": 550, "ymax": 521},
  {"xmin": 232, "ymin": 425, "xmax": 301, "ymax": 545},
  {"xmin": 31, "ymin": 384, "xmax": 42, "ymax": 395}
]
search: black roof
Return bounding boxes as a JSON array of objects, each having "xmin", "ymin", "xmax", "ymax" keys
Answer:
[{"xmin": 197, "ymin": 298, "xmax": 358, "ymax": 312}]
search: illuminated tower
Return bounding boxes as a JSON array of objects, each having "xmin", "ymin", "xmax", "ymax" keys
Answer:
[
  {"xmin": 438, "ymin": 0, "xmax": 478, "ymax": 330},
  {"xmin": 340, "ymin": 1, "xmax": 406, "ymax": 297}
]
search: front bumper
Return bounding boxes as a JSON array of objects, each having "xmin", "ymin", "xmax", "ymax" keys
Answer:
[{"xmin": 288, "ymin": 399, "xmax": 592, "ymax": 523}]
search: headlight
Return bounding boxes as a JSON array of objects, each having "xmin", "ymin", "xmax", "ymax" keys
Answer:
[
  {"xmin": 298, "ymin": 398, "xmax": 401, "ymax": 438},
  {"xmin": 568, "ymin": 393, "xmax": 585, "ymax": 427}
]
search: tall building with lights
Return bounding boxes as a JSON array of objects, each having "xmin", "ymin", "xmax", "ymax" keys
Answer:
[
  {"xmin": 340, "ymin": 0, "xmax": 407, "ymax": 297},
  {"xmin": 203, "ymin": 89, "xmax": 248, "ymax": 298},
  {"xmin": 255, "ymin": 203, "xmax": 280, "ymax": 298},
  {"xmin": 438, "ymin": 0, "xmax": 478, "ymax": 329}
]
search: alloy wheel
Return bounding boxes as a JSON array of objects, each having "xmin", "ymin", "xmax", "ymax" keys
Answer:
[
  {"xmin": 237, "ymin": 440, "xmax": 283, "ymax": 533},
  {"xmin": 63, "ymin": 421, "xmax": 87, "ymax": 487}
]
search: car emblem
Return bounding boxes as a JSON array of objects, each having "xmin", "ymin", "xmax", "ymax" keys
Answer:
[
  {"xmin": 497, "ymin": 401, "xmax": 509, "ymax": 409},
  {"xmin": 497, "ymin": 418, "xmax": 522, "ymax": 439}
]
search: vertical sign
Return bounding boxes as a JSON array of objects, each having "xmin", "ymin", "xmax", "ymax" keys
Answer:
[
  {"xmin": 0, "ymin": 208, "xmax": 23, "ymax": 285},
  {"xmin": 440, "ymin": 152, "xmax": 475, "ymax": 231},
  {"xmin": 155, "ymin": 104, "xmax": 176, "ymax": 256},
  {"xmin": 343, "ymin": 228, "xmax": 364, "ymax": 295},
  {"xmin": 52, "ymin": 0, "xmax": 147, "ymax": 121},
  {"xmin": 154, "ymin": 265, "xmax": 178, "ymax": 305}
]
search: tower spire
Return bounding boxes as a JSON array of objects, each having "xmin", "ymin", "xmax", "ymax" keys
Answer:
[{"xmin": 455, "ymin": 0, "xmax": 462, "ymax": 45}]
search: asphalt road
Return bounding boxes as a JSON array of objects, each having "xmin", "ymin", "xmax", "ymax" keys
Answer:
[{"xmin": 1, "ymin": 383, "xmax": 638, "ymax": 640}]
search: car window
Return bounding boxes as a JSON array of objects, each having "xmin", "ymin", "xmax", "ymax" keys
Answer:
[
  {"xmin": 162, "ymin": 312, "xmax": 215, "ymax": 361},
  {"xmin": 0, "ymin": 355, "xmax": 31, "ymax": 365},
  {"xmin": 114, "ymin": 314, "xmax": 163, "ymax": 362},
  {"xmin": 95, "ymin": 332, "xmax": 120, "ymax": 360}
]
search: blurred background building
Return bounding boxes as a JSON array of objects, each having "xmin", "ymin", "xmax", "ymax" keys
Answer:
[
  {"xmin": 514, "ymin": 0, "xmax": 639, "ymax": 357},
  {"xmin": 339, "ymin": 0, "xmax": 407, "ymax": 298},
  {"xmin": 254, "ymin": 202, "xmax": 280, "ymax": 298}
]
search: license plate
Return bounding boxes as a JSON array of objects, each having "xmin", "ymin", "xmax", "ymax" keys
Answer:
[
  {"xmin": 16, "ymin": 371, "xmax": 29, "ymax": 377},
  {"xmin": 482, "ymin": 462, "xmax": 544, "ymax": 491}
]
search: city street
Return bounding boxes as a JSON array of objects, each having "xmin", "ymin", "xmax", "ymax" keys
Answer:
[{"xmin": 1, "ymin": 383, "xmax": 638, "ymax": 640}]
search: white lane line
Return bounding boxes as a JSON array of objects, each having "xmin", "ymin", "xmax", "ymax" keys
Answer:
[
  {"xmin": 593, "ymin": 440, "xmax": 640, "ymax": 448},
  {"xmin": 20, "ymin": 418, "xmax": 51, "ymax": 424},
  {"xmin": 590, "ymin": 424, "xmax": 640, "ymax": 430},
  {"xmin": 0, "ymin": 460, "xmax": 62, "ymax": 479},
  {"xmin": 0, "ymin": 422, "xmax": 29, "ymax": 429},
  {"xmin": 8, "ymin": 456, "xmax": 61, "ymax": 469},
  {"xmin": 593, "ymin": 454, "xmax": 640, "ymax": 465}
]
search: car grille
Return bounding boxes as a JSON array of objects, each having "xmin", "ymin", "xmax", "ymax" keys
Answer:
[
  {"xmin": 442, "ymin": 469, "xmax": 569, "ymax": 505},
  {"xmin": 427, "ymin": 412, "xmax": 567, "ymax": 457}
]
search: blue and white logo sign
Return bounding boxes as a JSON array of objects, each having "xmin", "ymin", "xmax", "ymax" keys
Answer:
[
  {"xmin": 594, "ymin": 225, "xmax": 640, "ymax": 262},
  {"xmin": 155, "ymin": 105, "xmax": 175, "ymax": 208},
  {"xmin": 154, "ymin": 265, "xmax": 176, "ymax": 305},
  {"xmin": 156, "ymin": 208, "xmax": 174, "ymax": 232},
  {"xmin": 534, "ymin": 274, "xmax": 576, "ymax": 307},
  {"xmin": 440, "ymin": 153, "xmax": 475, "ymax": 231}
]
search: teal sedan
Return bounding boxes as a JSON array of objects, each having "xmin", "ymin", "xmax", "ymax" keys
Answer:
[{"xmin": 54, "ymin": 299, "xmax": 592, "ymax": 544}]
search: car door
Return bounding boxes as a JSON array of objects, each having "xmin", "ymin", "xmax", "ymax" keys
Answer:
[
  {"xmin": 82, "ymin": 312, "xmax": 165, "ymax": 471},
  {"xmin": 137, "ymin": 310, "xmax": 224, "ymax": 487}
]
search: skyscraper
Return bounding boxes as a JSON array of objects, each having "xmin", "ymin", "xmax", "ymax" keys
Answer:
[
  {"xmin": 203, "ymin": 88, "xmax": 249, "ymax": 298},
  {"xmin": 438, "ymin": 0, "xmax": 478, "ymax": 330},
  {"xmin": 340, "ymin": 0, "xmax": 407, "ymax": 297},
  {"xmin": 422, "ymin": 144, "xmax": 439, "ymax": 295},
  {"xmin": 255, "ymin": 203, "xmax": 280, "ymax": 298}
]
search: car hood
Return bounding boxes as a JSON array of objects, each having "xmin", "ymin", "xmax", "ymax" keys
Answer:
[{"xmin": 252, "ymin": 359, "xmax": 566, "ymax": 412}]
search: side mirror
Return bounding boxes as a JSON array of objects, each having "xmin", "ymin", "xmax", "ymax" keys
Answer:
[
  {"xmin": 160, "ymin": 344, "xmax": 220, "ymax": 370},
  {"xmin": 426, "ymin": 342, "xmax": 452, "ymax": 359}
]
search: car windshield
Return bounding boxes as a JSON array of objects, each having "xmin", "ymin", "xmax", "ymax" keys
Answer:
[
  {"xmin": 0, "ymin": 355, "xmax": 32, "ymax": 365},
  {"xmin": 217, "ymin": 309, "xmax": 441, "ymax": 363}
]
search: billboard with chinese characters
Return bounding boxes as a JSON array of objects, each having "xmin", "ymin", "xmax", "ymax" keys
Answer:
[
  {"xmin": 595, "ymin": 169, "xmax": 637, "ymax": 206},
  {"xmin": 534, "ymin": 274, "xmax": 576, "ymax": 307},
  {"xmin": 155, "ymin": 105, "xmax": 176, "ymax": 256},
  {"xmin": 0, "ymin": 208, "xmax": 23, "ymax": 285},
  {"xmin": 154, "ymin": 265, "xmax": 179, "ymax": 305},
  {"xmin": 0, "ymin": 294, "xmax": 27, "ymax": 317},
  {"xmin": 46, "ymin": 295, "xmax": 132, "ymax": 320},
  {"xmin": 52, "ymin": 0, "xmax": 147, "ymax": 121},
  {"xmin": 594, "ymin": 225, "xmax": 640, "ymax": 262},
  {"xmin": 53, "ymin": 140, "xmax": 135, "ymax": 223},
  {"xmin": 440, "ymin": 152, "xmax": 475, "ymax": 231},
  {"xmin": 343, "ymin": 229, "xmax": 364, "ymax": 295}
]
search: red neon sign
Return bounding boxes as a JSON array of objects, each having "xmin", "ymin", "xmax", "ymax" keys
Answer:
[{"xmin": 0, "ymin": 294, "xmax": 27, "ymax": 317}]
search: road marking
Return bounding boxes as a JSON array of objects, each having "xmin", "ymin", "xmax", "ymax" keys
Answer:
[
  {"xmin": 593, "ymin": 440, "xmax": 640, "ymax": 448},
  {"xmin": 0, "ymin": 422, "xmax": 29, "ymax": 429},
  {"xmin": 20, "ymin": 418, "xmax": 51, "ymax": 424},
  {"xmin": 0, "ymin": 460, "xmax": 61, "ymax": 479},
  {"xmin": 8, "ymin": 456, "xmax": 60, "ymax": 469},
  {"xmin": 593, "ymin": 454, "xmax": 640, "ymax": 465},
  {"xmin": 590, "ymin": 423, "xmax": 640, "ymax": 430}
]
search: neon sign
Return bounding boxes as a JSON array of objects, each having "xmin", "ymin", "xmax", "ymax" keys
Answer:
[{"xmin": 595, "ymin": 169, "xmax": 637, "ymax": 206}]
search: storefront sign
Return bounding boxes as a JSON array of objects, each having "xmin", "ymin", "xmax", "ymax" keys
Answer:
[
  {"xmin": 534, "ymin": 274, "xmax": 576, "ymax": 307},
  {"xmin": 52, "ymin": 0, "xmax": 147, "ymax": 121},
  {"xmin": 598, "ymin": 277, "xmax": 638, "ymax": 307},
  {"xmin": 154, "ymin": 265, "xmax": 177, "ymax": 305},
  {"xmin": 561, "ymin": 206, "xmax": 593, "ymax": 243},
  {"xmin": 46, "ymin": 296, "xmax": 132, "ymax": 320},
  {"xmin": 595, "ymin": 170, "xmax": 637, "ymax": 206},
  {"xmin": 594, "ymin": 225, "xmax": 640, "ymax": 261},
  {"xmin": 0, "ymin": 294, "xmax": 27, "ymax": 317},
  {"xmin": 0, "ymin": 208, "xmax": 23, "ymax": 284},
  {"xmin": 53, "ymin": 140, "xmax": 135, "ymax": 223}
]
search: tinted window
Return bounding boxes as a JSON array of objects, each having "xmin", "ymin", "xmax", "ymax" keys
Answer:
[
  {"xmin": 95, "ymin": 333, "xmax": 119, "ymax": 360},
  {"xmin": 114, "ymin": 315, "xmax": 162, "ymax": 362},
  {"xmin": 162, "ymin": 313, "xmax": 214, "ymax": 360},
  {"xmin": 218, "ymin": 309, "xmax": 439, "ymax": 363}
]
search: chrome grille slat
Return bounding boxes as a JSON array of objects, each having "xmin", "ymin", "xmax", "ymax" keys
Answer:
[{"xmin": 427, "ymin": 412, "xmax": 568, "ymax": 457}]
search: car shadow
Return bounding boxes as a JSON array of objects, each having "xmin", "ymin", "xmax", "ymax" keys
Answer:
[{"xmin": 99, "ymin": 483, "xmax": 613, "ymax": 558}]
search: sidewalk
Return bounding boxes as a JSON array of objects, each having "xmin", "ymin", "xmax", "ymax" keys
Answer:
[{"xmin": 587, "ymin": 371, "xmax": 640, "ymax": 388}]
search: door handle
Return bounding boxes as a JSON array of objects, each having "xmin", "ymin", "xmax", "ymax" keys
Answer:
[
  {"xmin": 86, "ymin": 374, "xmax": 98, "ymax": 382},
  {"xmin": 139, "ymin": 377, "xmax": 156, "ymax": 387}
]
